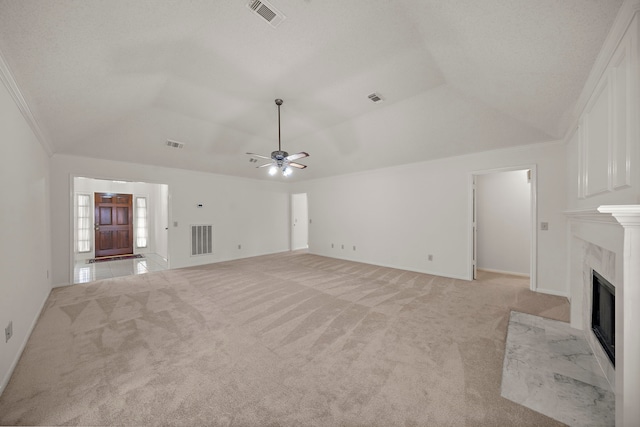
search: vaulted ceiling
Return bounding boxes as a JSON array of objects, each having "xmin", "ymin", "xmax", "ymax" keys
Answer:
[{"xmin": 0, "ymin": 0, "xmax": 623, "ymax": 180}]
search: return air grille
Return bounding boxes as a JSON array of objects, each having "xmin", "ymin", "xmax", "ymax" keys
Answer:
[
  {"xmin": 247, "ymin": 0, "xmax": 286, "ymax": 28},
  {"xmin": 166, "ymin": 140, "xmax": 185, "ymax": 149},
  {"xmin": 368, "ymin": 93, "xmax": 384, "ymax": 103},
  {"xmin": 191, "ymin": 225, "xmax": 213, "ymax": 256}
]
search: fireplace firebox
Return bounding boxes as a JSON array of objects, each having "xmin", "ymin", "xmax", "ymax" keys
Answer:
[{"xmin": 591, "ymin": 270, "xmax": 615, "ymax": 367}]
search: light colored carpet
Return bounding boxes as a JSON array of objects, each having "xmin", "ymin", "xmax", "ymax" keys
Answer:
[{"xmin": 0, "ymin": 252, "xmax": 569, "ymax": 426}]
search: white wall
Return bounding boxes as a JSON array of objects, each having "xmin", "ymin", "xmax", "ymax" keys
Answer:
[
  {"xmin": 51, "ymin": 155, "xmax": 291, "ymax": 286},
  {"xmin": 0, "ymin": 81, "xmax": 51, "ymax": 394},
  {"xmin": 476, "ymin": 170, "xmax": 531, "ymax": 276},
  {"xmin": 292, "ymin": 141, "xmax": 567, "ymax": 295}
]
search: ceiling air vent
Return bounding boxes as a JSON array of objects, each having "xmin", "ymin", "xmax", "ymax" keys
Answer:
[
  {"xmin": 368, "ymin": 93, "xmax": 384, "ymax": 103},
  {"xmin": 166, "ymin": 140, "xmax": 185, "ymax": 149},
  {"xmin": 247, "ymin": 0, "xmax": 286, "ymax": 28}
]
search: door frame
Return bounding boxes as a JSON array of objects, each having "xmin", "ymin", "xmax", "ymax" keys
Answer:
[{"xmin": 469, "ymin": 164, "xmax": 537, "ymax": 291}]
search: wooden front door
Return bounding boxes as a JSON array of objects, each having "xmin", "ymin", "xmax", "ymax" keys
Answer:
[{"xmin": 94, "ymin": 193, "xmax": 133, "ymax": 258}]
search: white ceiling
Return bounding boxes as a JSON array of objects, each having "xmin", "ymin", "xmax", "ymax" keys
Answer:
[{"xmin": 0, "ymin": 0, "xmax": 623, "ymax": 181}]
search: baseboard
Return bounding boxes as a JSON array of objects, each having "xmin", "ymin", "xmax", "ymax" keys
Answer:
[
  {"xmin": 477, "ymin": 268, "xmax": 530, "ymax": 278},
  {"xmin": 53, "ymin": 281, "xmax": 73, "ymax": 288},
  {"xmin": 534, "ymin": 287, "xmax": 569, "ymax": 298},
  {"xmin": 307, "ymin": 252, "xmax": 470, "ymax": 281},
  {"xmin": 191, "ymin": 249, "xmax": 292, "ymax": 266},
  {"xmin": 0, "ymin": 288, "xmax": 51, "ymax": 397}
]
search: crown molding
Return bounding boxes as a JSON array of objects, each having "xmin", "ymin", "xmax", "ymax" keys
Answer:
[
  {"xmin": 563, "ymin": 0, "xmax": 640, "ymax": 142},
  {"xmin": 0, "ymin": 49, "xmax": 53, "ymax": 156}
]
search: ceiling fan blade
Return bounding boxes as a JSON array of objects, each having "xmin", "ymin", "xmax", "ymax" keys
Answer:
[
  {"xmin": 288, "ymin": 162, "xmax": 307, "ymax": 169},
  {"xmin": 246, "ymin": 152, "xmax": 272, "ymax": 160},
  {"xmin": 257, "ymin": 162, "xmax": 275, "ymax": 168},
  {"xmin": 286, "ymin": 152, "xmax": 309, "ymax": 161}
]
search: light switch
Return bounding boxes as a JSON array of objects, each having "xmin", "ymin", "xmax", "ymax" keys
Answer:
[{"xmin": 540, "ymin": 222, "xmax": 549, "ymax": 231}]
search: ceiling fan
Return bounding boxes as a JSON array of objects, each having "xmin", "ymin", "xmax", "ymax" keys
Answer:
[{"xmin": 247, "ymin": 99, "xmax": 309, "ymax": 177}]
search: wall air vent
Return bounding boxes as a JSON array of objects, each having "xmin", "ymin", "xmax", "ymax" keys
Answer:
[
  {"xmin": 191, "ymin": 225, "xmax": 213, "ymax": 256},
  {"xmin": 247, "ymin": 0, "xmax": 286, "ymax": 28},
  {"xmin": 166, "ymin": 140, "xmax": 185, "ymax": 149},
  {"xmin": 368, "ymin": 93, "xmax": 384, "ymax": 103}
]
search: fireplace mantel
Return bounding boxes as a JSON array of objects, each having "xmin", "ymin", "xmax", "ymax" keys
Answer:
[
  {"xmin": 564, "ymin": 208, "xmax": 622, "ymax": 224},
  {"xmin": 566, "ymin": 205, "xmax": 640, "ymax": 426},
  {"xmin": 598, "ymin": 205, "xmax": 640, "ymax": 224}
]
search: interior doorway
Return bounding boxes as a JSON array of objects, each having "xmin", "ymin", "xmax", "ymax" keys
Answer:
[
  {"xmin": 471, "ymin": 166, "xmax": 536, "ymax": 290},
  {"xmin": 291, "ymin": 193, "xmax": 309, "ymax": 250},
  {"xmin": 72, "ymin": 177, "xmax": 170, "ymax": 283}
]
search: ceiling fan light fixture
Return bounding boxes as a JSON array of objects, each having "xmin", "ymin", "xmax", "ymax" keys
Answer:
[{"xmin": 247, "ymin": 98, "xmax": 309, "ymax": 177}]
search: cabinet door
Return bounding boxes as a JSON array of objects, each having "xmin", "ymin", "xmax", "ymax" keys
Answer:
[{"xmin": 581, "ymin": 73, "xmax": 611, "ymax": 198}]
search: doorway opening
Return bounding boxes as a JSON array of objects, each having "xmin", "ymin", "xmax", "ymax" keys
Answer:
[
  {"xmin": 291, "ymin": 193, "xmax": 309, "ymax": 251},
  {"xmin": 471, "ymin": 166, "xmax": 536, "ymax": 291},
  {"xmin": 72, "ymin": 177, "xmax": 170, "ymax": 284}
]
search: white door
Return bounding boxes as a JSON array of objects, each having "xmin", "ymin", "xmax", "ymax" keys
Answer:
[
  {"xmin": 156, "ymin": 184, "xmax": 169, "ymax": 259},
  {"xmin": 291, "ymin": 193, "xmax": 308, "ymax": 250}
]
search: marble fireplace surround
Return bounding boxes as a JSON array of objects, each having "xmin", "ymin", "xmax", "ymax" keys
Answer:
[{"xmin": 565, "ymin": 205, "xmax": 640, "ymax": 426}]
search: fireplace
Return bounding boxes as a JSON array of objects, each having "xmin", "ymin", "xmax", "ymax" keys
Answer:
[{"xmin": 592, "ymin": 270, "xmax": 615, "ymax": 366}]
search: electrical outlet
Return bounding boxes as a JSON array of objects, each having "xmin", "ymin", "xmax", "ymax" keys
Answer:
[
  {"xmin": 173, "ymin": 221, "xmax": 178, "ymax": 227},
  {"xmin": 353, "ymin": 246, "xmax": 356, "ymax": 251},
  {"xmin": 341, "ymin": 244, "xmax": 344, "ymax": 249},
  {"xmin": 540, "ymin": 222, "xmax": 549, "ymax": 231},
  {"xmin": 428, "ymin": 254, "xmax": 433, "ymax": 261},
  {"xmin": 5, "ymin": 321, "xmax": 12, "ymax": 343},
  {"xmin": 238, "ymin": 244, "xmax": 241, "ymax": 250},
  {"xmin": 331, "ymin": 243, "xmax": 334, "ymax": 248}
]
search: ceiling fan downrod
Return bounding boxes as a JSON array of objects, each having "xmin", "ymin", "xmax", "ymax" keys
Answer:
[{"xmin": 276, "ymin": 98, "xmax": 283, "ymax": 152}]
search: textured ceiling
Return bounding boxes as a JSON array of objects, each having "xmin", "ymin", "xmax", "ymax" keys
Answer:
[{"xmin": 0, "ymin": 0, "xmax": 623, "ymax": 181}]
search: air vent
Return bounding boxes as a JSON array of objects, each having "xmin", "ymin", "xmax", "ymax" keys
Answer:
[
  {"xmin": 191, "ymin": 225, "xmax": 213, "ymax": 256},
  {"xmin": 367, "ymin": 93, "xmax": 384, "ymax": 103},
  {"xmin": 247, "ymin": 0, "xmax": 286, "ymax": 28},
  {"xmin": 166, "ymin": 140, "xmax": 185, "ymax": 149}
]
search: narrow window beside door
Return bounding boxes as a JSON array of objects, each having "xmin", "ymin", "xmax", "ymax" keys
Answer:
[
  {"xmin": 136, "ymin": 197, "xmax": 148, "ymax": 248},
  {"xmin": 76, "ymin": 194, "xmax": 91, "ymax": 253}
]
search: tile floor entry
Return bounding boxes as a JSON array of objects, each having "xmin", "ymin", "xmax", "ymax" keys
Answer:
[{"xmin": 74, "ymin": 253, "xmax": 168, "ymax": 284}]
